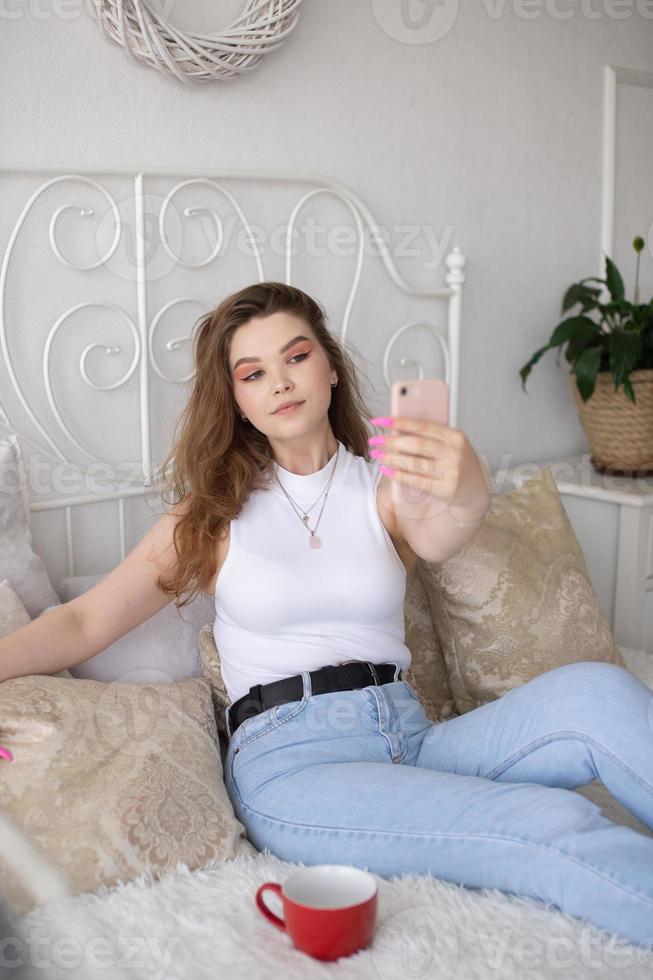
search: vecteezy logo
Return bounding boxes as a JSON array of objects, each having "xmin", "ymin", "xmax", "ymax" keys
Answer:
[
  {"xmin": 371, "ymin": 905, "xmax": 459, "ymax": 980},
  {"xmin": 371, "ymin": 0, "xmax": 460, "ymax": 44}
]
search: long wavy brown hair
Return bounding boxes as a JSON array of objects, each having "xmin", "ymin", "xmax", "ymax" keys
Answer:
[{"xmin": 156, "ymin": 281, "xmax": 376, "ymax": 609}]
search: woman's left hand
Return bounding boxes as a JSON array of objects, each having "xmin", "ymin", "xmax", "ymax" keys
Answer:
[{"xmin": 368, "ymin": 416, "xmax": 492, "ymax": 520}]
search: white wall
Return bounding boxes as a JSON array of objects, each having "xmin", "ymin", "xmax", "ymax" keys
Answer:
[{"xmin": 2, "ymin": 0, "xmax": 653, "ymax": 477}]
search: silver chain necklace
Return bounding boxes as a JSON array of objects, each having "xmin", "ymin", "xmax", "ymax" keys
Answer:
[{"xmin": 273, "ymin": 444, "xmax": 340, "ymax": 550}]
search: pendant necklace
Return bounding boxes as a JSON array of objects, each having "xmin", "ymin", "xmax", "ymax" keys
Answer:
[{"xmin": 273, "ymin": 444, "xmax": 340, "ymax": 549}]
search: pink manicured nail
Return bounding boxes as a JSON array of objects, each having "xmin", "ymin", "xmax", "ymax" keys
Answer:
[
  {"xmin": 368, "ymin": 435, "xmax": 387, "ymax": 445},
  {"xmin": 370, "ymin": 416, "xmax": 394, "ymax": 426},
  {"xmin": 0, "ymin": 746, "xmax": 13, "ymax": 762},
  {"xmin": 370, "ymin": 449, "xmax": 385, "ymax": 460},
  {"xmin": 379, "ymin": 465, "xmax": 396, "ymax": 477}
]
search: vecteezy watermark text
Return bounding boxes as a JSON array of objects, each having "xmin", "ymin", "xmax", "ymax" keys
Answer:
[
  {"xmin": 2, "ymin": 449, "xmax": 653, "ymax": 502},
  {"xmin": 0, "ymin": 927, "xmax": 179, "ymax": 979},
  {"xmin": 372, "ymin": 0, "xmax": 653, "ymax": 46}
]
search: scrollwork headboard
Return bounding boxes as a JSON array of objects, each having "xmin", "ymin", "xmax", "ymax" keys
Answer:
[{"xmin": 0, "ymin": 166, "xmax": 467, "ymax": 592}]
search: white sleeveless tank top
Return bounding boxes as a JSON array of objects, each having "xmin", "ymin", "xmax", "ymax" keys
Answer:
[{"xmin": 213, "ymin": 439, "xmax": 411, "ymax": 704}]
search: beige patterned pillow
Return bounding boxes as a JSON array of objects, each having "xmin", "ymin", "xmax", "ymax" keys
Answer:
[
  {"xmin": 419, "ymin": 466, "xmax": 625, "ymax": 715},
  {"xmin": 199, "ymin": 563, "xmax": 458, "ymax": 734},
  {"xmin": 402, "ymin": 561, "xmax": 457, "ymax": 722},
  {"xmin": 0, "ymin": 675, "xmax": 256, "ymax": 915},
  {"xmin": 198, "ymin": 623, "xmax": 231, "ymax": 741}
]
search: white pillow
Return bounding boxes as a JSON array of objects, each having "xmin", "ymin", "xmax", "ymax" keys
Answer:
[
  {"xmin": 41, "ymin": 574, "xmax": 214, "ymax": 683},
  {"xmin": 1, "ymin": 578, "xmax": 71, "ymax": 678},
  {"xmin": 619, "ymin": 646, "xmax": 653, "ymax": 690},
  {"xmin": 0, "ymin": 578, "xmax": 30, "ymax": 635},
  {"xmin": 0, "ymin": 431, "xmax": 59, "ymax": 618}
]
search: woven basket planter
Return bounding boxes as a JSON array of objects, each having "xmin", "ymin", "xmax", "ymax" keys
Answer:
[{"xmin": 570, "ymin": 368, "xmax": 653, "ymax": 476}]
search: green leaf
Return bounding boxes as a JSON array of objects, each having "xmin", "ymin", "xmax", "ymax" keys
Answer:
[
  {"xmin": 565, "ymin": 331, "xmax": 604, "ymax": 365},
  {"xmin": 561, "ymin": 283, "xmax": 602, "ymax": 313},
  {"xmin": 623, "ymin": 376, "xmax": 636, "ymax": 404},
  {"xmin": 600, "ymin": 299, "xmax": 633, "ymax": 318},
  {"xmin": 604, "ymin": 256, "xmax": 625, "ymax": 302},
  {"xmin": 574, "ymin": 345, "xmax": 602, "ymax": 401},
  {"xmin": 579, "ymin": 277, "xmax": 607, "ymax": 287},
  {"xmin": 550, "ymin": 316, "xmax": 601, "ymax": 348},
  {"xmin": 519, "ymin": 343, "xmax": 552, "ymax": 390},
  {"xmin": 519, "ymin": 317, "xmax": 603, "ymax": 391},
  {"xmin": 609, "ymin": 330, "xmax": 642, "ymax": 386},
  {"xmin": 642, "ymin": 300, "xmax": 653, "ymax": 333}
]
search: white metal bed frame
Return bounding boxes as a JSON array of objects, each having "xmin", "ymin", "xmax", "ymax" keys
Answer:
[{"xmin": 0, "ymin": 167, "xmax": 467, "ymax": 588}]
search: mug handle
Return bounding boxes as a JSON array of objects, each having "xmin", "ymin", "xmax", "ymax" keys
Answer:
[{"xmin": 255, "ymin": 883, "xmax": 286, "ymax": 932}]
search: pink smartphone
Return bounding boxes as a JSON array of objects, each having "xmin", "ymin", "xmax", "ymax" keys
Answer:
[{"xmin": 389, "ymin": 378, "xmax": 449, "ymax": 515}]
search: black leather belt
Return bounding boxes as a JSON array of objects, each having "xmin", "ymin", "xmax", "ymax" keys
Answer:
[{"xmin": 225, "ymin": 660, "xmax": 403, "ymax": 739}]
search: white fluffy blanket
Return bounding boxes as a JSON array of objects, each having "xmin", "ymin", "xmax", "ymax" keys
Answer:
[
  {"xmin": 8, "ymin": 647, "xmax": 653, "ymax": 980},
  {"xmin": 11, "ymin": 849, "xmax": 653, "ymax": 980}
]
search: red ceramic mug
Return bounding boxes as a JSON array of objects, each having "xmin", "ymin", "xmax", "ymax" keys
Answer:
[{"xmin": 255, "ymin": 864, "xmax": 378, "ymax": 961}]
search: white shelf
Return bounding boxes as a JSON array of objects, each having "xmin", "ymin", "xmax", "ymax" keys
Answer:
[{"xmin": 493, "ymin": 453, "xmax": 653, "ymax": 509}]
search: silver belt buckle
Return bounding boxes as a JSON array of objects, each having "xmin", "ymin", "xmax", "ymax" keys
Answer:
[{"xmin": 340, "ymin": 660, "xmax": 380, "ymax": 686}]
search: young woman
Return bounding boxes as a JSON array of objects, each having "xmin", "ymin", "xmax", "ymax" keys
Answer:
[{"xmin": 2, "ymin": 282, "xmax": 653, "ymax": 949}]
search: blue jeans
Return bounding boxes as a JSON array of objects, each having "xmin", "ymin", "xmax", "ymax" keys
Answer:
[{"xmin": 223, "ymin": 661, "xmax": 653, "ymax": 948}]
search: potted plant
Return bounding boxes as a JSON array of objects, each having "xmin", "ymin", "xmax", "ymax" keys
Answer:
[{"xmin": 519, "ymin": 236, "xmax": 653, "ymax": 476}]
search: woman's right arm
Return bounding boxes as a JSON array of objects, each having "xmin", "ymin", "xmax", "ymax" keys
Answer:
[{"xmin": 0, "ymin": 501, "xmax": 190, "ymax": 683}]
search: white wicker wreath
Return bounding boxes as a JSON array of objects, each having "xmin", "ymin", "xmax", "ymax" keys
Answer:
[{"xmin": 90, "ymin": 0, "xmax": 305, "ymax": 84}]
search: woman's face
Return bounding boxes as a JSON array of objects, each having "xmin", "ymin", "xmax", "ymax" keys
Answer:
[{"xmin": 229, "ymin": 312, "xmax": 338, "ymax": 435}]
